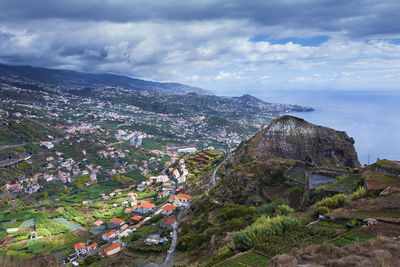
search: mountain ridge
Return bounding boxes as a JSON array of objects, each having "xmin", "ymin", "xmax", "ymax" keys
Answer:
[{"xmin": 0, "ymin": 63, "xmax": 211, "ymax": 95}]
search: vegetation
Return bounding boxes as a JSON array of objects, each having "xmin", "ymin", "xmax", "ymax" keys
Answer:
[
  {"xmin": 315, "ymin": 194, "xmax": 348, "ymax": 209},
  {"xmin": 35, "ymin": 213, "xmax": 69, "ymax": 236},
  {"xmin": 350, "ymin": 186, "xmax": 366, "ymax": 200},
  {"xmin": 233, "ymin": 215, "xmax": 307, "ymax": 251}
]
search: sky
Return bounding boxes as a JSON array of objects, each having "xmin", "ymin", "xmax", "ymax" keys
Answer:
[{"xmin": 1, "ymin": 0, "xmax": 400, "ymax": 95}]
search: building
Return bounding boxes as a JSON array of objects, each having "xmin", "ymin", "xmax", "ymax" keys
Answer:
[
  {"xmin": 100, "ymin": 243, "xmax": 121, "ymax": 256},
  {"xmin": 130, "ymin": 215, "xmax": 143, "ymax": 224},
  {"xmin": 145, "ymin": 234, "xmax": 161, "ymax": 245},
  {"xmin": 108, "ymin": 218, "xmax": 125, "ymax": 228},
  {"xmin": 170, "ymin": 194, "xmax": 191, "ymax": 206},
  {"xmin": 133, "ymin": 201, "xmax": 155, "ymax": 214},
  {"xmin": 177, "ymin": 147, "xmax": 197, "ymax": 153},
  {"xmin": 74, "ymin": 242, "xmax": 87, "ymax": 257},
  {"xmin": 161, "ymin": 204, "xmax": 176, "ymax": 216},
  {"xmin": 102, "ymin": 230, "xmax": 118, "ymax": 241}
]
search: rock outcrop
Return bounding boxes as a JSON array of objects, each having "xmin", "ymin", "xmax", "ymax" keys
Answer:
[{"xmin": 235, "ymin": 115, "xmax": 360, "ymax": 169}]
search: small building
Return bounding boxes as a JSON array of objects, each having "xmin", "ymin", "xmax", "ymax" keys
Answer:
[
  {"xmin": 93, "ymin": 220, "xmax": 103, "ymax": 227},
  {"xmin": 100, "ymin": 243, "xmax": 121, "ymax": 256},
  {"xmin": 75, "ymin": 242, "xmax": 87, "ymax": 257},
  {"xmin": 145, "ymin": 234, "xmax": 161, "ymax": 245},
  {"xmin": 131, "ymin": 215, "xmax": 143, "ymax": 224},
  {"xmin": 162, "ymin": 204, "xmax": 176, "ymax": 216},
  {"xmin": 102, "ymin": 230, "xmax": 118, "ymax": 241},
  {"xmin": 87, "ymin": 243, "xmax": 97, "ymax": 251},
  {"xmin": 134, "ymin": 201, "xmax": 155, "ymax": 214},
  {"xmin": 108, "ymin": 218, "xmax": 125, "ymax": 228},
  {"xmin": 170, "ymin": 194, "xmax": 191, "ymax": 206}
]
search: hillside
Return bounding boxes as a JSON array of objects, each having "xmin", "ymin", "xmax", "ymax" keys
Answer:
[
  {"xmin": 0, "ymin": 63, "xmax": 211, "ymax": 95},
  {"xmin": 234, "ymin": 115, "xmax": 359, "ymax": 168}
]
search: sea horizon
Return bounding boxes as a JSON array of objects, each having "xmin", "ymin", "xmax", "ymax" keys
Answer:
[{"xmin": 255, "ymin": 89, "xmax": 400, "ymax": 165}]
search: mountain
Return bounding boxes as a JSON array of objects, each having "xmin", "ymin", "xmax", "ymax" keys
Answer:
[
  {"xmin": 235, "ymin": 115, "xmax": 360, "ymax": 168},
  {"xmin": 209, "ymin": 115, "xmax": 359, "ymax": 204},
  {"xmin": 0, "ymin": 63, "xmax": 211, "ymax": 95}
]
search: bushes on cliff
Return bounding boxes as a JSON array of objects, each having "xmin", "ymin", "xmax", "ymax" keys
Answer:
[
  {"xmin": 233, "ymin": 215, "xmax": 306, "ymax": 251},
  {"xmin": 255, "ymin": 199, "xmax": 289, "ymax": 217},
  {"xmin": 315, "ymin": 194, "xmax": 348, "ymax": 209},
  {"xmin": 350, "ymin": 186, "xmax": 366, "ymax": 200}
]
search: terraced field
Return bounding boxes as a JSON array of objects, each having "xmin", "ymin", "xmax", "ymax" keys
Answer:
[
  {"xmin": 214, "ymin": 251, "xmax": 270, "ymax": 267},
  {"xmin": 285, "ymin": 165, "xmax": 307, "ymax": 184}
]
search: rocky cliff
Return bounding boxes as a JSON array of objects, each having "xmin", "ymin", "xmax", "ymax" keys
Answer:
[{"xmin": 235, "ymin": 115, "xmax": 360, "ymax": 169}]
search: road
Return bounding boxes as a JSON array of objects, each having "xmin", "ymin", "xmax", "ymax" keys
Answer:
[
  {"xmin": 0, "ymin": 154, "xmax": 32, "ymax": 167},
  {"xmin": 0, "ymin": 137, "xmax": 66, "ymax": 152},
  {"xmin": 211, "ymin": 153, "xmax": 231, "ymax": 186},
  {"xmin": 163, "ymin": 206, "xmax": 187, "ymax": 267}
]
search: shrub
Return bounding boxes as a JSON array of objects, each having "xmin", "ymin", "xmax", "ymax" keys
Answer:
[
  {"xmin": 350, "ymin": 186, "xmax": 366, "ymax": 200},
  {"xmin": 346, "ymin": 218, "xmax": 358, "ymax": 229},
  {"xmin": 255, "ymin": 199, "xmax": 289, "ymax": 217},
  {"xmin": 35, "ymin": 214, "xmax": 69, "ymax": 236},
  {"xmin": 316, "ymin": 194, "xmax": 348, "ymax": 209},
  {"xmin": 314, "ymin": 206, "xmax": 330, "ymax": 217},
  {"xmin": 274, "ymin": 205, "xmax": 294, "ymax": 216},
  {"xmin": 233, "ymin": 215, "xmax": 306, "ymax": 251}
]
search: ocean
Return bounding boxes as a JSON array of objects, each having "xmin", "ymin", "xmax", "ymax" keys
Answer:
[{"xmin": 257, "ymin": 90, "xmax": 400, "ymax": 165}]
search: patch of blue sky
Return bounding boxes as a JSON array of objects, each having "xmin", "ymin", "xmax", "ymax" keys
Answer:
[{"xmin": 249, "ymin": 34, "xmax": 330, "ymax": 46}]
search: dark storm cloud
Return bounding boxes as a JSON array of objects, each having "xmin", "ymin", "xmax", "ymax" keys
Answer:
[
  {"xmin": 1, "ymin": 0, "xmax": 400, "ymax": 91},
  {"xmin": 1, "ymin": 0, "xmax": 400, "ymax": 37}
]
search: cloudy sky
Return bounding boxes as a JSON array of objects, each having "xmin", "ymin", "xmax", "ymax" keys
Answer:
[{"xmin": 1, "ymin": 0, "xmax": 400, "ymax": 95}]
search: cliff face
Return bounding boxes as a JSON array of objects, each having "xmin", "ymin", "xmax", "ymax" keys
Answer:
[{"xmin": 235, "ymin": 115, "xmax": 360, "ymax": 169}]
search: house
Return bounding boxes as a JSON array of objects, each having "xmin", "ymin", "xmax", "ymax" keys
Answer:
[
  {"xmin": 158, "ymin": 190, "xmax": 170, "ymax": 198},
  {"xmin": 137, "ymin": 184, "xmax": 146, "ymax": 192},
  {"xmin": 108, "ymin": 218, "xmax": 125, "ymax": 228},
  {"xmin": 163, "ymin": 217, "xmax": 175, "ymax": 229},
  {"xmin": 93, "ymin": 220, "xmax": 103, "ymax": 227},
  {"xmin": 40, "ymin": 141, "xmax": 54, "ymax": 149},
  {"xmin": 156, "ymin": 175, "xmax": 169, "ymax": 183},
  {"xmin": 161, "ymin": 204, "xmax": 176, "ymax": 216},
  {"xmin": 87, "ymin": 243, "xmax": 97, "ymax": 251},
  {"xmin": 173, "ymin": 169, "xmax": 180, "ymax": 179},
  {"xmin": 177, "ymin": 175, "xmax": 186, "ymax": 184},
  {"xmin": 124, "ymin": 208, "xmax": 132, "ymax": 214},
  {"xmin": 130, "ymin": 200, "xmax": 138, "ymax": 206},
  {"xmin": 145, "ymin": 234, "xmax": 161, "ymax": 245},
  {"xmin": 170, "ymin": 194, "xmax": 191, "ymax": 206},
  {"xmin": 102, "ymin": 230, "xmax": 118, "ymax": 240},
  {"xmin": 134, "ymin": 201, "xmax": 155, "ymax": 214},
  {"xmin": 121, "ymin": 201, "xmax": 128, "ymax": 207},
  {"xmin": 131, "ymin": 215, "xmax": 143, "ymax": 224},
  {"xmin": 127, "ymin": 192, "xmax": 138, "ymax": 200},
  {"xmin": 75, "ymin": 242, "xmax": 87, "ymax": 257},
  {"xmin": 162, "ymin": 182, "xmax": 172, "ymax": 191},
  {"xmin": 100, "ymin": 243, "xmax": 121, "ymax": 256},
  {"xmin": 133, "ymin": 222, "xmax": 144, "ymax": 230}
]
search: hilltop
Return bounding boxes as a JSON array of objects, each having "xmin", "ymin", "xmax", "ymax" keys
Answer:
[{"xmin": 0, "ymin": 63, "xmax": 211, "ymax": 95}]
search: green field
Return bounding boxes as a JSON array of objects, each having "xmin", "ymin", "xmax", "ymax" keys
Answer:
[
  {"xmin": 51, "ymin": 218, "xmax": 82, "ymax": 230},
  {"xmin": 234, "ymin": 251, "xmax": 271, "ymax": 266},
  {"xmin": 285, "ymin": 165, "xmax": 307, "ymax": 184},
  {"xmin": 325, "ymin": 174, "xmax": 360, "ymax": 192}
]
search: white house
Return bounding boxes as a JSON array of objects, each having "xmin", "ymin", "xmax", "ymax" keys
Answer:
[
  {"xmin": 102, "ymin": 230, "xmax": 118, "ymax": 241},
  {"xmin": 74, "ymin": 242, "xmax": 87, "ymax": 257}
]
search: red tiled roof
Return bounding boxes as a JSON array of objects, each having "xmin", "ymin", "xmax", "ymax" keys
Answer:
[
  {"xmin": 131, "ymin": 215, "xmax": 143, "ymax": 221},
  {"xmin": 75, "ymin": 242, "xmax": 86, "ymax": 250},
  {"xmin": 165, "ymin": 217, "xmax": 175, "ymax": 225},
  {"xmin": 103, "ymin": 230, "xmax": 116, "ymax": 237},
  {"xmin": 162, "ymin": 204, "xmax": 176, "ymax": 211},
  {"xmin": 110, "ymin": 218, "xmax": 124, "ymax": 224},
  {"xmin": 177, "ymin": 194, "xmax": 191, "ymax": 200},
  {"xmin": 87, "ymin": 243, "xmax": 97, "ymax": 249},
  {"xmin": 104, "ymin": 243, "xmax": 120, "ymax": 252},
  {"xmin": 94, "ymin": 220, "xmax": 103, "ymax": 226}
]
